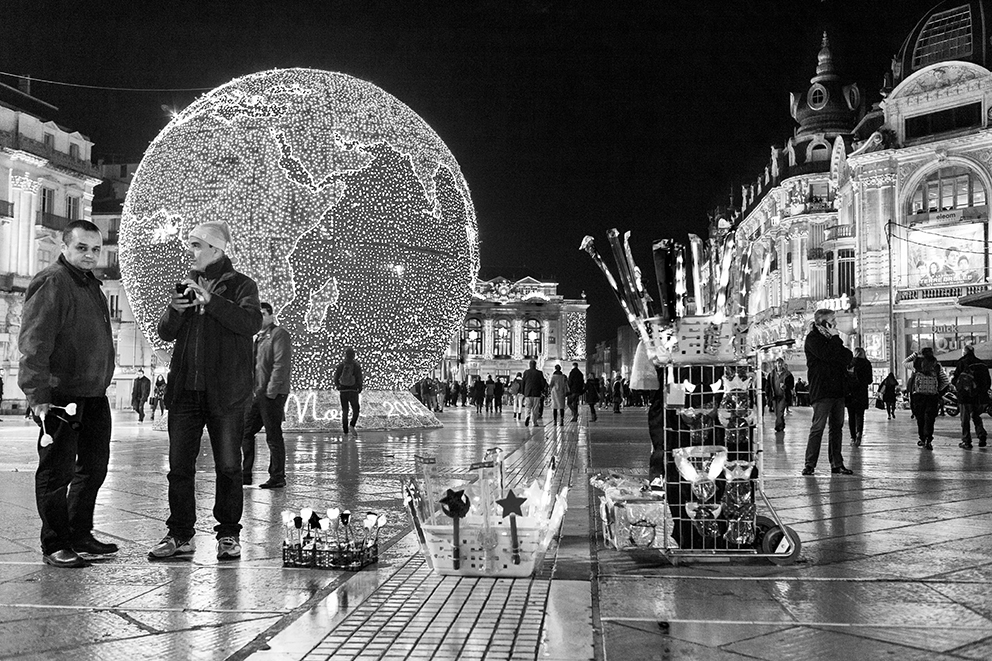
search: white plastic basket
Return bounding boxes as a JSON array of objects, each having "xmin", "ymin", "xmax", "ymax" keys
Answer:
[{"xmin": 421, "ymin": 515, "xmax": 556, "ymax": 577}]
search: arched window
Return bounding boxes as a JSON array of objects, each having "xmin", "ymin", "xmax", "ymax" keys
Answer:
[
  {"xmin": 523, "ymin": 319, "xmax": 542, "ymax": 359},
  {"xmin": 911, "ymin": 166, "xmax": 987, "ymax": 215},
  {"xmin": 809, "ymin": 143, "xmax": 830, "ymax": 162},
  {"xmin": 493, "ymin": 318, "xmax": 512, "ymax": 358},
  {"xmin": 462, "ymin": 318, "xmax": 482, "ymax": 356}
]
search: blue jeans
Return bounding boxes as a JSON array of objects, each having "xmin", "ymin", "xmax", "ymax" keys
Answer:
[
  {"xmin": 242, "ymin": 393, "xmax": 288, "ymax": 482},
  {"xmin": 167, "ymin": 390, "xmax": 245, "ymax": 539},
  {"xmin": 804, "ymin": 397, "xmax": 846, "ymax": 469},
  {"xmin": 35, "ymin": 395, "xmax": 111, "ymax": 554}
]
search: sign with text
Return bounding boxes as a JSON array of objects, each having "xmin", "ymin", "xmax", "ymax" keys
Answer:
[
  {"xmin": 283, "ymin": 389, "xmax": 442, "ymax": 431},
  {"xmin": 908, "ymin": 222, "xmax": 985, "ymax": 287}
]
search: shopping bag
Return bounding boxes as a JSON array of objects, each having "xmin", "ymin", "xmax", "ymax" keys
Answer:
[{"xmin": 874, "ymin": 397, "xmax": 884, "ymax": 410}]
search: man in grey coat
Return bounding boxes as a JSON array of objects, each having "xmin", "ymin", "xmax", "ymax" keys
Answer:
[{"xmin": 242, "ymin": 302, "xmax": 293, "ymax": 488}]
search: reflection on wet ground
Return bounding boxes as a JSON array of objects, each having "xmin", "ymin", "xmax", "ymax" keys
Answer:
[{"xmin": 0, "ymin": 403, "xmax": 989, "ymax": 660}]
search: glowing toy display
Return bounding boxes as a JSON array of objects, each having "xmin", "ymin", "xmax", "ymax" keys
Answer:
[{"xmin": 120, "ymin": 69, "xmax": 479, "ymax": 427}]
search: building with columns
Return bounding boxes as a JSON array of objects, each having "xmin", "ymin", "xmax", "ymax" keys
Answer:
[
  {"xmin": 719, "ymin": 1, "xmax": 992, "ymax": 384},
  {"xmin": 440, "ymin": 276, "xmax": 588, "ymax": 382}
]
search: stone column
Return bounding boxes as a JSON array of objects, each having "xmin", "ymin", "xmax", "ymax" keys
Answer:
[
  {"xmin": 511, "ymin": 318, "xmax": 524, "ymax": 360},
  {"xmin": 482, "ymin": 317, "xmax": 494, "ymax": 360}
]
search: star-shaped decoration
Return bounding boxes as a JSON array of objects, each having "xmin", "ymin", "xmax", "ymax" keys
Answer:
[
  {"xmin": 439, "ymin": 488, "xmax": 470, "ymax": 519},
  {"xmin": 521, "ymin": 479, "xmax": 544, "ymax": 514},
  {"xmin": 723, "ymin": 461, "xmax": 755, "ymax": 481},
  {"xmin": 496, "ymin": 490, "xmax": 527, "ymax": 518},
  {"xmin": 725, "ymin": 374, "xmax": 751, "ymax": 391}
]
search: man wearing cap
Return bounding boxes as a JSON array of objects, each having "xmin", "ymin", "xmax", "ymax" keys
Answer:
[{"xmin": 148, "ymin": 221, "xmax": 262, "ymax": 561}]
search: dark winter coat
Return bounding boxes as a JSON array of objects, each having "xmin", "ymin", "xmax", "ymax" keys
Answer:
[
  {"xmin": 521, "ymin": 367, "xmax": 546, "ymax": 398},
  {"xmin": 334, "ymin": 359, "xmax": 363, "ymax": 392},
  {"xmin": 584, "ymin": 377, "xmax": 600, "ymax": 404},
  {"xmin": 804, "ymin": 326, "xmax": 853, "ymax": 403},
  {"xmin": 18, "ymin": 256, "xmax": 115, "ymax": 406},
  {"xmin": 131, "ymin": 375, "xmax": 151, "ymax": 408},
  {"xmin": 845, "ymin": 356, "xmax": 873, "ymax": 410},
  {"xmin": 880, "ymin": 374, "xmax": 899, "ymax": 403},
  {"xmin": 568, "ymin": 367, "xmax": 585, "ymax": 394},
  {"xmin": 255, "ymin": 325, "xmax": 293, "ymax": 397},
  {"xmin": 952, "ymin": 351, "xmax": 990, "ymax": 406},
  {"xmin": 158, "ymin": 256, "xmax": 261, "ymax": 415}
]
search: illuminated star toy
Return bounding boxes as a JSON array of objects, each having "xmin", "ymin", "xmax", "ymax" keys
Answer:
[
  {"xmin": 495, "ymin": 490, "xmax": 527, "ymax": 518},
  {"xmin": 438, "ymin": 489, "xmax": 471, "ymax": 519}
]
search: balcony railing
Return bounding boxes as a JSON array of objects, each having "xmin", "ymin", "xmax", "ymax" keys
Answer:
[
  {"xmin": 0, "ymin": 200, "xmax": 13, "ymax": 218},
  {"xmin": 896, "ymin": 282, "xmax": 992, "ymax": 302},
  {"xmin": 0, "ymin": 130, "xmax": 99, "ymax": 177},
  {"xmin": 824, "ymin": 224, "xmax": 856, "ymax": 241},
  {"xmin": 36, "ymin": 211, "xmax": 72, "ymax": 232}
]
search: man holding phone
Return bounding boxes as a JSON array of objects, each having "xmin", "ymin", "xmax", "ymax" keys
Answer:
[
  {"xmin": 148, "ymin": 221, "xmax": 261, "ymax": 561},
  {"xmin": 802, "ymin": 308, "xmax": 855, "ymax": 476}
]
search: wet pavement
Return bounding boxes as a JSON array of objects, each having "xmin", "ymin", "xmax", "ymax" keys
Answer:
[{"xmin": 0, "ymin": 402, "xmax": 990, "ymax": 660}]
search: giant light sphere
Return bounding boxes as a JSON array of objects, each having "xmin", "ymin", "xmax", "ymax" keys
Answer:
[{"xmin": 120, "ymin": 68, "xmax": 479, "ymax": 393}]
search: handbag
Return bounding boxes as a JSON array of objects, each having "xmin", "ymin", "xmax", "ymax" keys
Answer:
[{"xmin": 875, "ymin": 396, "xmax": 884, "ymax": 410}]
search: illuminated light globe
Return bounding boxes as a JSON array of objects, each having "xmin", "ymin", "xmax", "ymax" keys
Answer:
[{"xmin": 120, "ymin": 68, "xmax": 479, "ymax": 430}]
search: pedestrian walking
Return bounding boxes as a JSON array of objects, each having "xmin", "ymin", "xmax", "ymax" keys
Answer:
[
  {"xmin": 484, "ymin": 375, "xmax": 496, "ymax": 412},
  {"xmin": 148, "ymin": 220, "xmax": 262, "ymax": 562},
  {"xmin": 905, "ymin": 347, "xmax": 947, "ymax": 450},
  {"xmin": 951, "ymin": 343, "xmax": 989, "ymax": 450},
  {"xmin": 549, "ymin": 365, "xmax": 567, "ymax": 425},
  {"xmin": 472, "ymin": 377, "xmax": 485, "ymax": 413},
  {"xmin": 509, "ymin": 373, "xmax": 523, "ymax": 418},
  {"xmin": 879, "ymin": 372, "xmax": 899, "ymax": 419},
  {"xmin": 18, "ymin": 220, "xmax": 118, "ymax": 568},
  {"xmin": 612, "ymin": 377, "xmax": 623, "ymax": 413},
  {"xmin": 493, "ymin": 378, "xmax": 504, "ymax": 413},
  {"xmin": 584, "ymin": 373, "xmax": 600, "ymax": 421},
  {"xmin": 241, "ymin": 302, "xmax": 292, "ymax": 488},
  {"xmin": 131, "ymin": 369, "xmax": 151, "ymax": 423},
  {"xmin": 335, "ymin": 347, "xmax": 364, "ymax": 434},
  {"xmin": 567, "ymin": 362, "xmax": 584, "ymax": 422},
  {"xmin": 769, "ymin": 357, "xmax": 794, "ymax": 432},
  {"xmin": 845, "ymin": 347, "xmax": 873, "ymax": 447},
  {"xmin": 521, "ymin": 360, "xmax": 546, "ymax": 426},
  {"xmin": 801, "ymin": 308, "xmax": 855, "ymax": 476},
  {"xmin": 150, "ymin": 375, "xmax": 167, "ymax": 421}
]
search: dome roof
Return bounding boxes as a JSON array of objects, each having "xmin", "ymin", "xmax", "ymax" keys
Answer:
[
  {"xmin": 893, "ymin": 1, "xmax": 989, "ymax": 84},
  {"xmin": 790, "ymin": 33, "xmax": 862, "ymax": 137}
]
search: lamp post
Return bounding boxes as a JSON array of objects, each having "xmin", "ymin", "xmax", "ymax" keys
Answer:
[{"xmin": 885, "ymin": 219, "xmax": 896, "ymax": 376}]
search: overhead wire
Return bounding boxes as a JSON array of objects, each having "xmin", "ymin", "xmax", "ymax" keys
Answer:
[{"xmin": 0, "ymin": 70, "xmax": 212, "ymax": 93}]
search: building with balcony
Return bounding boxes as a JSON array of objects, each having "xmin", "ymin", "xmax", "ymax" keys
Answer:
[
  {"xmin": 714, "ymin": 1, "xmax": 992, "ymax": 383},
  {"xmin": 438, "ymin": 276, "xmax": 588, "ymax": 383}
]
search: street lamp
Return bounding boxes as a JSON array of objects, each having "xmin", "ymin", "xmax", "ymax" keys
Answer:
[{"xmin": 885, "ymin": 219, "xmax": 896, "ymax": 376}]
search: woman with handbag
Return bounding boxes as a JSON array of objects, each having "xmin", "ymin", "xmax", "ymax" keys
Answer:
[
  {"xmin": 879, "ymin": 372, "xmax": 899, "ymax": 419},
  {"xmin": 905, "ymin": 347, "xmax": 948, "ymax": 450}
]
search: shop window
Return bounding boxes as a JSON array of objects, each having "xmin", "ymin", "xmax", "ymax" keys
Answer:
[{"xmin": 911, "ymin": 166, "xmax": 987, "ymax": 216}]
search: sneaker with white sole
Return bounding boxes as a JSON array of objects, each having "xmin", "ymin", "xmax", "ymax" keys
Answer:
[
  {"xmin": 147, "ymin": 535, "xmax": 193, "ymax": 560},
  {"xmin": 216, "ymin": 536, "xmax": 241, "ymax": 560}
]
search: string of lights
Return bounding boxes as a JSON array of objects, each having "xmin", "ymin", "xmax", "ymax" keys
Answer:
[{"xmin": 0, "ymin": 70, "xmax": 213, "ymax": 92}]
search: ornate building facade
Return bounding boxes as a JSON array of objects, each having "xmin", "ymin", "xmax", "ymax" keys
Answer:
[
  {"xmin": 440, "ymin": 276, "xmax": 588, "ymax": 381},
  {"xmin": 721, "ymin": 1, "xmax": 992, "ymax": 383}
]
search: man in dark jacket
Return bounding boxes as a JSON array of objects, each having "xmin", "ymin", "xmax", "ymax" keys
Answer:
[
  {"xmin": 131, "ymin": 369, "xmax": 151, "ymax": 422},
  {"xmin": 148, "ymin": 221, "xmax": 261, "ymax": 562},
  {"xmin": 18, "ymin": 220, "xmax": 118, "ymax": 568},
  {"xmin": 802, "ymin": 309, "xmax": 854, "ymax": 476},
  {"xmin": 334, "ymin": 346, "xmax": 364, "ymax": 434},
  {"xmin": 952, "ymin": 343, "xmax": 989, "ymax": 449},
  {"xmin": 567, "ymin": 362, "xmax": 584, "ymax": 422},
  {"xmin": 242, "ymin": 302, "xmax": 293, "ymax": 488},
  {"xmin": 521, "ymin": 360, "xmax": 546, "ymax": 427}
]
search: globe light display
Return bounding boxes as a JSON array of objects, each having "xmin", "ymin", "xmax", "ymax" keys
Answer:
[{"xmin": 120, "ymin": 68, "xmax": 479, "ymax": 428}]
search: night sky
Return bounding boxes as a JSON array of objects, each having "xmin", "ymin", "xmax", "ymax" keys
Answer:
[{"xmin": 3, "ymin": 0, "xmax": 944, "ymax": 349}]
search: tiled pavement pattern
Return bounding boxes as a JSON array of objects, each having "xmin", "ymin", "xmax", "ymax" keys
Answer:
[{"xmin": 1, "ymin": 401, "xmax": 991, "ymax": 660}]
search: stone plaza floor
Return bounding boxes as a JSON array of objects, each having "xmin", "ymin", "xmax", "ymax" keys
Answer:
[{"xmin": 0, "ymin": 401, "xmax": 990, "ymax": 660}]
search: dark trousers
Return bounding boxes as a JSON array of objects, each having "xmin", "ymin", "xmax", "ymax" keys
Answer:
[
  {"xmin": 911, "ymin": 394, "xmax": 939, "ymax": 442},
  {"xmin": 960, "ymin": 401, "xmax": 987, "ymax": 443},
  {"xmin": 567, "ymin": 393, "xmax": 580, "ymax": 419},
  {"xmin": 587, "ymin": 402, "xmax": 598, "ymax": 420},
  {"xmin": 804, "ymin": 397, "xmax": 846, "ymax": 469},
  {"xmin": 133, "ymin": 400, "xmax": 146, "ymax": 422},
  {"xmin": 773, "ymin": 396, "xmax": 787, "ymax": 431},
  {"xmin": 242, "ymin": 393, "xmax": 288, "ymax": 482},
  {"xmin": 885, "ymin": 401, "xmax": 896, "ymax": 418},
  {"xmin": 167, "ymin": 390, "xmax": 245, "ymax": 539},
  {"xmin": 150, "ymin": 398, "xmax": 165, "ymax": 419},
  {"xmin": 340, "ymin": 390, "xmax": 360, "ymax": 432},
  {"xmin": 35, "ymin": 395, "xmax": 111, "ymax": 554},
  {"xmin": 847, "ymin": 403, "xmax": 866, "ymax": 440}
]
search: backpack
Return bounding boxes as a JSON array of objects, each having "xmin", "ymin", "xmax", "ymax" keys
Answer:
[
  {"xmin": 956, "ymin": 368, "xmax": 977, "ymax": 398},
  {"xmin": 339, "ymin": 362, "xmax": 357, "ymax": 387},
  {"xmin": 913, "ymin": 372, "xmax": 938, "ymax": 395}
]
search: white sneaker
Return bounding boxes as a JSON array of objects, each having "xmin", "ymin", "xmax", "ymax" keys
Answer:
[{"xmin": 216, "ymin": 536, "xmax": 241, "ymax": 560}]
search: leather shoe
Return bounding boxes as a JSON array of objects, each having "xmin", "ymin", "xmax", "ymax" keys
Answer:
[
  {"xmin": 259, "ymin": 479, "xmax": 286, "ymax": 489},
  {"xmin": 72, "ymin": 536, "xmax": 119, "ymax": 555},
  {"xmin": 831, "ymin": 466, "xmax": 854, "ymax": 475},
  {"xmin": 801, "ymin": 466, "xmax": 814, "ymax": 476},
  {"xmin": 43, "ymin": 549, "xmax": 89, "ymax": 568}
]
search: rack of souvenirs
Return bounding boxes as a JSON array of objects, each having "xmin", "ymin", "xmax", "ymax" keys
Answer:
[
  {"xmin": 590, "ymin": 472, "xmax": 673, "ymax": 550},
  {"xmin": 281, "ymin": 506, "xmax": 385, "ymax": 570},
  {"xmin": 404, "ymin": 449, "xmax": 568, "ymax": 577}
]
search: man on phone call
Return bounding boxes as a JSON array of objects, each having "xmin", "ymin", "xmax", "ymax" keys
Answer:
[{"xmin": 802, "ymin": 308, "xmax": 855, "ymax": 476}]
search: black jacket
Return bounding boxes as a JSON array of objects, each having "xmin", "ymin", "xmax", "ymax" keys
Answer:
[
  {"xmin": 522, "ymin": 367, "xmax": 546, "ymax": 397},
  {"xmin": 804, "ymin": 326, "xmax": 853, "ymax": 403},
  {"xmin": 158, "ymin": 256, "xmax": 261, "ymax": 415},
  {"xmin": 953, "ymin": 351, "xmax": 990, "ymax": 405},
  {"xmin": 18, "ymin": 256, "xmax": 115, "ymax": 406},
  {"xmin": 568, "ymin": 367, "xmax": 585, "ymax": 395},
  {"xmin": 845, "ymin": 357, "xmax": 873, "ymax": 410}
]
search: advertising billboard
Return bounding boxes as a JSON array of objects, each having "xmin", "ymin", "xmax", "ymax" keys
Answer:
[{"xmin": 908, "ymin": 222, "xmax": 985, "ymax": 288}]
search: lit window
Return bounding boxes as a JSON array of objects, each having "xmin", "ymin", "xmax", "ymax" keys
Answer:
[
  {"xmin": 462, "ymin": 318, "xmax": 482, "ymax": 355},
  {"xmin": 523, "ymin": 319, "xmax": 542, "ymax": 359},
  {"xmin": 493, "ymin": 318, "xmax": 512, "ymax": 358}
]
